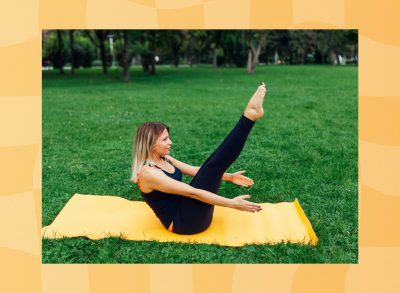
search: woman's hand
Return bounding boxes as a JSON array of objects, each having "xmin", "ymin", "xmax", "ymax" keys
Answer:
[
  {"xmin": 229, "ymin": 170, "xmax": 254, "ymax": 187},
  {"xmin": 231, "ymin": 195, "xmax": 262, "ymax": 213}
]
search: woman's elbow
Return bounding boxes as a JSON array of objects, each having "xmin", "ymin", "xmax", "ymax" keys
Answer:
[{"xmin": 190, "ymin": 167, "xmax": 200, "ymax": 177}]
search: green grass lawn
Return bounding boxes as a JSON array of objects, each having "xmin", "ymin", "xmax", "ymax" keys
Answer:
[{"xmin": 42, "ymin": 65, "xmax": 358, "ymax": 263}]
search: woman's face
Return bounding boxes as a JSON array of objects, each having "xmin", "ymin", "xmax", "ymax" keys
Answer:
[{"xmin": 153, "ymin": 128, "xmax": 172, "ymax": 157}]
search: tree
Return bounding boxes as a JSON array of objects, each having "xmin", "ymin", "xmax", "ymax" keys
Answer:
[
  {"xmin": 84, "ymin": 30, "xmax": 111, "ymax": 74},
  {"xmin": 259, "ymin": 30, "xmax": 289, "ymax": 64},
  {"xmin": 123, "ymin": 30, "xmax": 130, "ymax": 82},
  {"xmin": 56, "ymin": 30, "xmax": 66, "ymax": 74},
  {"xmin": 220, "ymin": 31, "xmax": 247, "ymax": 67},
  {"xmin": 182, "ymin": 30, "xmax": 212, "ymax": 66},
  {"xmin": 344, "ymin": 30, "xmax": 358, "ymax": 64},
  {"xmin": 144, "ymin": 30, "xmax": 157, "ymax": 75},
  {"xmin": 69, "ymin": 30, "xmax": 75, "ymax": 75},
  {"xmin": 329, "ymin": 30, "xmax": 346, "ymax": 65},
  {"xmin": 207, "ymin": 30, "xmax": 223, "ymax": 67},
  {"xmin": 245, "ymin": 30, "xmax": 267, "ymax": 73},
  {"xmin": 315, "ymin": 30, "xmax": 331, "ymax": 64},
  {"xmin": 288, "ymin": 30, "xmax": 317, "ymax": 64},
  {"xmin": 65, "ymin": 31, "xmax": 97, "ymax": 69},
  {"xmin": 162, "ymin": 30, "xmax": 184, "ymax": 67},
  {"xmin": 127, "ymin": 30, "xmax": 158, "ymax": 74}
]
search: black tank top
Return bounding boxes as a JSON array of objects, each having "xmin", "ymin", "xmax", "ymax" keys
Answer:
[{"xmin": 139, "ymin": 158, "xmax": 183, "ymax": 229}]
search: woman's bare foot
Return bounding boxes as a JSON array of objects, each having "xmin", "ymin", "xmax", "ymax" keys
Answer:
[{"xmin": 244, "ymin": 82, "xmax": 267, "ymax": 121}]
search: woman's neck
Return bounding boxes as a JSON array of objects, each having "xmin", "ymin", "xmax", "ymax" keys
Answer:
[{"xmin": 152, "ymin": 154, "xmax": 164, "ymax": 165}]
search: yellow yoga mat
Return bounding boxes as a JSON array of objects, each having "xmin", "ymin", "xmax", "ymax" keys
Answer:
[{"xmin": 42, "ymin": 194, "xmax": 318, "ymax": 247}]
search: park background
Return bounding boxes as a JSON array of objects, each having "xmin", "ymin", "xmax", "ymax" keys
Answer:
[
  {"xmin": 1, "ymin": 0, "xmax": 400, "ymax": 291},
  {"xmin": 42, "ymin": 29, "xmax": 357, "ymax": 264}
]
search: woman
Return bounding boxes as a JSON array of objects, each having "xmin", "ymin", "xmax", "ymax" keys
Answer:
[{"xmin": 131, "ymin": 82, "xmax": 267, "ymax": 235}]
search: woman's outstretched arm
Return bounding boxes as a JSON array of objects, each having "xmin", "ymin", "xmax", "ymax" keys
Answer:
[
  {"xmin": 140, "ymin": 166, "xmax": 261, "ymax": 213},
  {"xmin": 166, "ymin": 155, "xmax": 254, "ymax": 186},
  {"xmin": 166, "ymin": 155, "xmax": 199, "ymax": 177}
]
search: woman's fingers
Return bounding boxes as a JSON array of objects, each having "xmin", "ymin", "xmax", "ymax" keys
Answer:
[
  {"xmin": 243, "ymin": 178, "xmax": 254, "ymax": 184},
  {"xmin": 238, "ymin": 178, "xmax": 254, "ymax": 187},
  {"xmin": 241, "ymin": 183, "xmax": 252, "ymax": 187},
  {"xmin": 239, "ymin": 194, "xmax": 251, "ymax": 200},
  {"xmin": 239, "ymin": 174, "xmax": 253, "ymax": 181},
  {"xmin": 236, "ymin": 195, "xmax": 262, "ymax": 212},
  {"xmin": 248, "ymin": 202, "xmax": 261, "ymax": 211},
  {"xmin": 233, "ymin": 174, "xmax": 254, "ymax": 186},
  {"xmin": 241, "ymin": 182, "xmax": 253, "ymax": 187},
  {"xmin": 246, "ymin": 201, "xmax": 261, "ymax": 209},
  {"xmin": 245, "ymin": 205, "xmax": 262, "ymax": 212}
]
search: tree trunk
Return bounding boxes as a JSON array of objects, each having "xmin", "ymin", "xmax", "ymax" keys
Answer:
[
  {"xmin": 173, "ymin": 54, "xmax": 179, "ymax": 67},
  {"xmin": 123, "ymin": 31, "xmax": 130, "ymax": 82},
  {"xmin": 253, "ymin": 43, "xmax": 261, "ymax": 66},
  {"xmin": 213, "ymin": 51, "xmax": 217, "ymax": 68},
  {"xmin": 247, "ymin": 48, "xmax": 253, "ymax": 74},
  {"xmin": 149, "ymin": 53, "xmax": 156, "ymax": 75},
  {"xmin": 97, "ymin": 30, "xmax": 108, "ymax": 74},
  {"xmin": 274, "ymin": 50, "xmax": 279, "ymax": 64},
  {"xmin": 87, "ymin": 30, "xmax": 108, "ymax": 74},
  {"xmin": 336, "ymin": 52, "xmax": 340, "ymax": 65},
  {"xmin": 247, "ymin": 38, "xmax": 263, "ymax": 74},
  {"xmin": 148, "ymin": 31, "xmax": 157, "ymax": 75},
  {"xmin": 141, "ymin": 54, "xmax": 149, "ymax": 73},
  {"xmin": 56, "ymin": 30, "xmax": 64, "ymax": 74},
  {"xmin": 69, "ymin": 30, "xmax": 75, "ymax": 75},
  {"xmin": 172, "ymin": 46, "xmax": 180, "ymax": 67}
]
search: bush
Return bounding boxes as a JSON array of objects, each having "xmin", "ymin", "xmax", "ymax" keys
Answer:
[
  {"xmin": 42, "ymin": 31, "xmax": 97, "ymax": 69},
  {"xmin": 43, "ymin": 32, "xmax": 68, "ymax": 69},
  {"xmin": 73, "ymin": 35, "xmax": 96, "ymax": 68},
  {"xmin": 92, "ymin": 60, "xmax": 103, "ymax": 67}
]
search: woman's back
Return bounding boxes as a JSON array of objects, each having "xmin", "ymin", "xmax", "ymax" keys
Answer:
[{"xmin": 138, "ymin": 158, "xmax": 183, "ymax": 229}]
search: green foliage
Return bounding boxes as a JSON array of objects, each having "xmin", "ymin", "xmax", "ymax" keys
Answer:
[
  {"xmin": 220, "ymin": 31, "xmax": 247, "ymax": 67},
  {"xmin": 181, "ymin": 30, "xmax": 213, "ymax": 64},
  {"xmin": 72, "ymin": 34, "xmax": 97, "ymax": 68},
  {"xmin": 155, "ymin": 30, "xmax": 185, "ymax": 66},
  {"xmin": 289, "ymin": 30, "xmax": 316, "ymax": 64},
  {"xmin": 43, "ymin": 31, "xmax": 69, "ymax": 69},
  {"xmin": 42, "ymin": 65, "xmax": 357, "ymax": 263},
  {"xmin": 85, "ymin": 30, "xmax": 113, "ymax": 67},
  {"xmin": 43, "ymin": 29, "xmax": 358, "ymax": 72},
  {"xmin": 261, "ymin": 31, "xmax": 289, "ymax": 63},
  {"xmin": 43, "ymin": 31, "xmax": 97, "ymax": 69}
]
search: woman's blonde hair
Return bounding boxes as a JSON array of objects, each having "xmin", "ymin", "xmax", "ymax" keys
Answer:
[{"xmin": 130, "ymin": 122, "xmax": 170, "ymax": 183}]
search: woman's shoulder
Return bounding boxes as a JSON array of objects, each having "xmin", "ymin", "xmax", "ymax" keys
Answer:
[
  {"xmin": 163, "ymin": 155, "xmax": 172, "ymax": 162},
  {"xmin": 138, "ymin": 165, "xmax": 158, "ymax": 193},
  {"xmin": 164, "ymin": 155, "xmax": 179, "ymax": 164},
  {"xmin": 139, "ymin": 165, "xmax": 163, "ymax": 180}
]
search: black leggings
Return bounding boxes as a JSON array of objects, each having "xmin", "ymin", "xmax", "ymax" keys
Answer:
[{"xmin": 172, "ymin": 114, "xmax": 255, "ymax": 234}]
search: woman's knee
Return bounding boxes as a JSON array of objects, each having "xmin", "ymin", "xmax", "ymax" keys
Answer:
[{"xmin": 173, "ymin": 206, "xmax": 214, "ymax": 234}]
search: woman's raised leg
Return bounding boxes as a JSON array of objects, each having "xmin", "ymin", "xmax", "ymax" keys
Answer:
[{"xmin": 172, "ymin": 83, "xmax": 267, "ymax": 234}]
